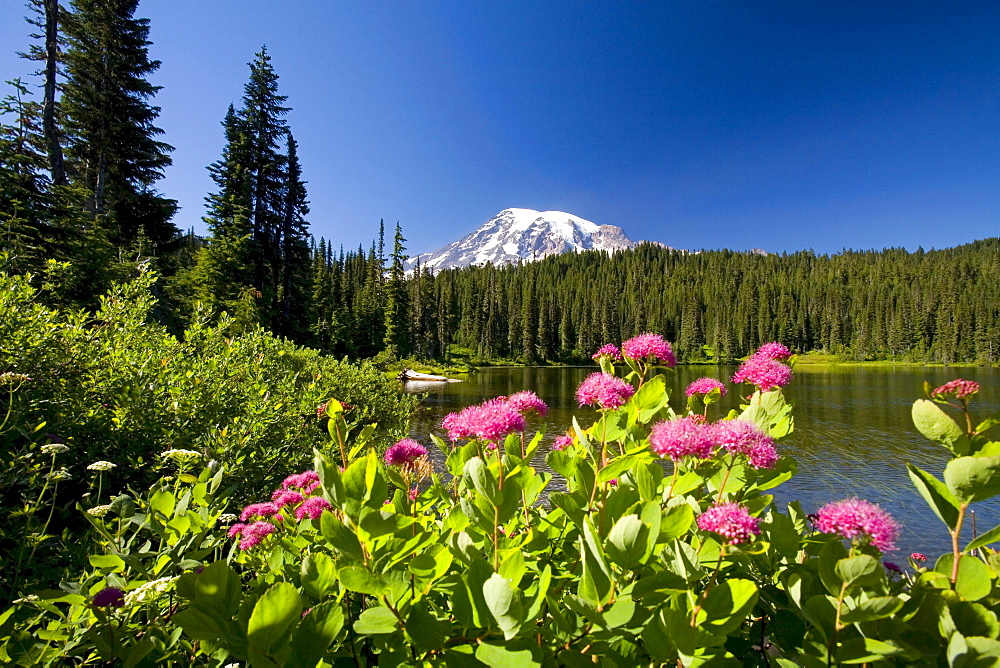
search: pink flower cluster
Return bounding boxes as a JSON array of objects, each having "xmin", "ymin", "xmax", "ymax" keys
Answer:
[
  {"xmin": 649, "ymin": 417, "xmax": 716, "ymax": 461},
  {"xmin": 754, "ymin": 342, "xmax": 792, "ymax": 361},
  {"xmin": 228, "ymin": 469, "xmax": 332, "ymax": 550},
  {"xmin": 697, "ymin": 503, "xmax": 761, "ymax": 545},
  {"xmin": 686, "ymin": 377, "xmax": 726, "ymax": 397},
  {"xmin": 621, "ymin": 333, "xmax": 677, "ymax": 367},
  {"xmin": 815, "ymin": 498, "xmax": 900, "ymax": 552},
  {"xmin": 576, "ymin": 372, "xmax": 636, "ymax": 410},
  {"xmin": 648, "ymin": 417, "xmax": 778, "ymax": 469},
  {"xmin": 552, "ymin": 434, "xmax": 574, "ymax": 450},
  {"xmin": 714, "ymin": 420, "xmax": 778, "ymax": 469},
  {"xmin": 732, "ymin": 356, "xmax": 792, "ymax": 391},
  {"xmin": 506, "ymin": 391, "xmax": 548, "ymax": 416},
  {"xmin": 592, "ymin": 344, "xmax": 622, "ymax": 361},
  {"xmin": 931, "ymin": 379, "xmax": 980, "ymax": 400},
  {"xmin": 384, "ymin": 438, "xmax": 428, "ymax": 468},
  {"xmin": 442, "ymin": 398, "xmax": 527, "ymax": 442}
]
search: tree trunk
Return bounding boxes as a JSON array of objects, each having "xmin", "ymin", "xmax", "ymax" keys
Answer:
[{"xmin": 43, "ymin": 0, "xmax": 66, "ymax": 185}]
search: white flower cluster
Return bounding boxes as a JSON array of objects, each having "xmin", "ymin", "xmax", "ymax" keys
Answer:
[
  {"xmin": 40, "ymin": 444, "xmax": 70, "ymax": 454},
  {"xmin": 124, "ymin": 576, "xmax": 178, "ymax": 606},
  {"xmin": 45, "ymin": 469, "xmax": 72, "ymax": 481},
  {"xmin": 87, "ymin": 505, "xmax": 112, "ymax": 517},
  {"xmin": 160, "ymin": 449, "xmax": 203, "ymax": 461},
  {"xmin": 87, "ymin": 461, "xmax": 116, "ymax": 471},
  {"xmin": 217, "ymin": 513, "xmax": 239, "ymax": 523},
  {"xmin": 0, "ymin": 372, "xmax": 31, "ymax": 385}
]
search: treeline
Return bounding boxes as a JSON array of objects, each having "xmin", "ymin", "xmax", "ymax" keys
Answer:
[
  {"xmin": 302, "ymin": 237, "xmax": 1000, "ymax": 365},
  {"xmin": 430, "ymin": 240, "xmax": 1000, "ymax": 364}
]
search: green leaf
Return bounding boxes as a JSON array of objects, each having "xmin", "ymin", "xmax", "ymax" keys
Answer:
[
  {"xmin": 945, "ymin": 456, "xmax": 1000, "ymax": 502},
  {"xmin": 406, "ymin": 603, "xmax": 451, "ymax": 652},
  {"xmin": 465, "ymin": 456, "xmax": 502, "ymax": 506},
  {"xmin": 172, "ymin": 607, "xmax": 227, "ymax": 641},
  {"xmin": 300, "ymin": 552, "xmax": 338, "ymax": 600},
  {"xmin": 338, "ymin": 566, "xmax": 389, "ymax": 596},
  {"xmin": 912, "ymin": 399, "xmax": 971, "ymax": 455},
  {"xmin": 659, "ymin": 503, "xmax": 694, "ymax": 541},
  {"xmin": 354, "ymin": 606, "xmax": 398, "ymax": 635},
  {"xmin": 840, "ymin": 596, "xmax": 904, "ymax": 623},
  {"xmin": 314, "ymin": 448, "xmax": 346, "ymax": 507},
  {"xmin": 967, "ymin": 523, "xmax": 1000, "ymax": 551},
  {"xmin": 606, "ymin": 515, "xmax": 648, "ymax": 570},
  {"xmin": 319, "ymin": 513, "xmax": 365, "ymax": 561},
  {"xmin": 934, "ymin": 554, "xmax": 994, "ymax": 601},
  {"xmin": 88, "ymin": 554, "xmax": 125, "ymax": 571},
  {"xmin": 835, "ymin": 555, "xmax": 882, "ymax": 588},
  {"xmin": 446, "ymin": 441, "xmax": 478, "ymax": 476},
  {"xmin": 907, "ymin": 463, "xmax": 961, "ymax": 530},
  {"xmin": 951, "ymin": 601, "xmax": 1000, "ymax": 639},
  {"xmin": 698, "ymin": 578, "xmax": 759, "ymax": 635},
  {"xmin": 598, "ymin": 454, "xmax": 639, "ymax": 483},
  {"xmin": 475, "ymin": 643, "xmax": 539, "ymax": 667},
  {"xmin": 578, "ymin": 517, "xmax": 613, "ymax": 606},
  {"xmin": 149, "ymin": 489, "xmax": 175, "ymax": 517},
  {"xmin": 190, "ymin": 561, "xmax": 241, "ymax": 617},
  {"xmin": 483, "ymin": 573, "xmax": 523, "ymax": 640},
  {"xmin": 248, "ymin": 582, "xmax": 302, "ymax": 656},
  {"xmin": 288, "ymin": 600, "xmax": 345, "ymax": 668}
]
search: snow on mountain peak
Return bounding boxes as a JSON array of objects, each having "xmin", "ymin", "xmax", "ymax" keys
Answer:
[{"xmin": 408, "ymin": 208, "xmax": 637, "ymax": 271}]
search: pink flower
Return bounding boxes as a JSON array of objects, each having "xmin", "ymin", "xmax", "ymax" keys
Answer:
[
  {"xmin": 592, "ymin": 344, "xmax": 622, "ymax": 361},
  {"xmin": 236, "ymin": 521, "xmax": 276, "ymax": 550},
  {"xmin": 884, "ymin": 561, "xmax": 902, "ymax": 573},
  {"xmin": 240, "ymin": 502, "xmax": 281, "ymax": 522},
  {"xmin": 576, "ymin": 372, "xmax": 636, "ymax": 410},
  {"xmin": 552, "ymin": 434, "xmax": 574, "ymax": 451},
  {"xmin": 506, "ymin": 390, "xmax": 548, "ymax": 417},
  {"xmin": 649, "ymin": 417, "xmax": 716, "ymax": 461},
  {"xmin": 442, "ymin": 401, "xmax": 526, "ymax": 442},
  {"xmin": 621, "ymin": 333, "xmax": 676, "ymax": 366},
  {"xmin": 815, "ymin": 498, "xmax": 900, "ymax": 552},
  {"xmin": 932, "ymin": 379, "xmax": 980, "ymax": 400},
  {"xmin": 227, "ymin": 523, "xmax": 246, "ymax": 538},
  {"xmin": 910, "ymin": 552, "xmax": 927, "ymax": 562},
  {"xmin": 282, "ymin": 471, "xmax": 321, "ymax": 494},
  {"xmin": 384, "ymin": 438, "xmax": 428, "ymax": 468},
  {"xmin": 294, "ymin": 496, "xmax": 332, "ymax": 520},
  {"xmin": 753, "ymin": 342, "xmax": 792, "ymax": 361},
  {"xmin": 271, "ymin": 490, "xmax": 304, "ymax": 507},
  {"xmin": 713, "ymin": 420, "xmax": 778, "ymax": 469},
  {"xmin": 686, "ymin": 377, "xmax": 727, "ymax": 397},
  {"xmin": 408, "ymin": 487, "xmax": 419, "ymax": 501},
  {"xmin": 93, "ymin": 586, "xmax": 125, "ymax": 608},
  {"xmin": 697, "ymin": 503, "xmax": 760, "ymax": 545},
  {"xmin": 732, "ymin": 357, "xmax": 792, "ymax": 391}
]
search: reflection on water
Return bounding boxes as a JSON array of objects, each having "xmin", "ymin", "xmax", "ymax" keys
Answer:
[{"xmin": 406, "ymin": 365, "xmax": 1000, "ymax": 559}]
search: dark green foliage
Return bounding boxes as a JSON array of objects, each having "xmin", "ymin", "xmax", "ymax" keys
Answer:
[
  {"xmin": 415, "ymin": 241, "xmax": 1000, "ymax": 364},
  {"xmin": 61, "ymin": 0, "xmax": 179, "ymax": 253}
]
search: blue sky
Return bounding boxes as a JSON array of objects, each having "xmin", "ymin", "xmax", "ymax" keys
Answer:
[{"xmin": 1, "ymin": 1, "xmax": 997, "ymax": 255}]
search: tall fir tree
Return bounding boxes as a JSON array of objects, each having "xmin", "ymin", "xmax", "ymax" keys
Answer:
[
  {"xmin": 276, "ymin": 133, "xmax": 312, "ymax": 339},
  {"xmin": 60, "ymin": 0, "xmax": 178, "ymax": 254},
  {"xmin": 239, "ymin": 46, "xmax": 289, "ymax": 317},
  {"xmin": 383, "ymin": 222, "xmax": 409, "ymax": 358}
]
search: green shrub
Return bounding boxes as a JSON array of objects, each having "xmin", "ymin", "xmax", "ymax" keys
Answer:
[{"xmin": 0, "ymin": 262, "xmax": 415, "ymax": 598}]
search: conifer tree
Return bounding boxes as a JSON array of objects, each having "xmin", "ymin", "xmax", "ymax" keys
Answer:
[
  {"xmin": 60, "ymin": 0, "xmax": 177, "ymax": 252},
  {"xmin": 383, "ymin": 222, "xmax": 409, "ymax": 358},
  {"xmin": 276, "ymin": 133, "xmax": 312, "ymax": 338}
]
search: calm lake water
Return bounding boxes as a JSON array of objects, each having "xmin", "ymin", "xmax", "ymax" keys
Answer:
[{"xmin": 405, "ymin": 365, "xmax": 1000, "ymax": 560}]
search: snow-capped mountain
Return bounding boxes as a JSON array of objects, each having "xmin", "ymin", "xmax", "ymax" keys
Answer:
[{"xmin": 407, "ymin": 208, "xmax": 638, "ymax": 271}]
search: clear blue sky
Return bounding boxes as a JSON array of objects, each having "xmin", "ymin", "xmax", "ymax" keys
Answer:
[{"xmin": 1, "ymin": 1, "xmax": 997, "ymax": 255}]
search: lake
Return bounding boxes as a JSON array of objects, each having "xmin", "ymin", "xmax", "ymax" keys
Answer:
[{"xmin": 406, "ymin": 365, "xmax": 1000, "ymax": 560}]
